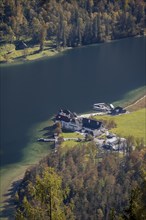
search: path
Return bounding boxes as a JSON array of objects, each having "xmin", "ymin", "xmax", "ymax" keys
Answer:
[
  {"xmin": 78, "ymin": 112, "xmax": 106, "ymax": 118},
  {"xmin": 124, "ymin": 95, "xmax": 146, "ymax": 110}
]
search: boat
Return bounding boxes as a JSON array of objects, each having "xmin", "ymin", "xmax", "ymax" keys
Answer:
[
  {"xmin": 93, "ymin": 103, "xmax": 114, "ymax": 112},
  {"xmin": 37, "ymin": 138, "xmax": 55, "ymax": 142}
]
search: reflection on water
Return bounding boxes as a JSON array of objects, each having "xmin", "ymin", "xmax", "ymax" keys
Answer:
[{"xmin": 0, "ymin": 37, "xmax": 145, "ymax": 167}]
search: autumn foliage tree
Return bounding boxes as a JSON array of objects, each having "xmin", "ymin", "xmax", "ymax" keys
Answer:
[
  {"xmin": 16, "ymin": 167, "xmax": 68, "ymax": 220},
  {"xmin": 15, "ymin": 141, "xmax": 146, "ymax": 219},
  {"xmin": 0, "ymin": 0, "xmax": 145, "ymax": 48}
]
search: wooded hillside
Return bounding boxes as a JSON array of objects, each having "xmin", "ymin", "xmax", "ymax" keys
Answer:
[
  {"xmin": 0, "ymin": 0, "xmax": 145, "ymax": 49},
  {"xmin": 15, "ymin": 140, "xmax": 146, "ymax": 219}
]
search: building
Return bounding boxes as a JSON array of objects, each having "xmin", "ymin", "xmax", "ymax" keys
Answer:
[
  {"xmin": 55, "ymin": 113, "xmax": 82, "ymax": 131},
  {"xmin": 93, "ymin": 102, "xmax": 127, "ymax": 115},
  {"xmin": 57, "ymin": 109, "xmax": 77, "ymax": 118},
  {"xmin": 16, "ymin": 41, "xmax": 28, "ymax": 50},
  {"xmin": 102, "ymin": 135, "xmax": 127, "ymax": 151},
  {"xmin": 82, "ymin": 118, "xmax": 103, "ymax": 136},
  {"xmin": 55, "ymin": 109, "xmax": 103, "ymax": 136},
  {"xmin": 111, "ymin": 106, "xmax": 126, "ymax": 115}
]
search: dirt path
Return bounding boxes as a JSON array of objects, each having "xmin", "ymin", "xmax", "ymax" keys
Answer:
[{"xmin": 124, "ymin": 95, "xmax": 146, "ymax": 111}]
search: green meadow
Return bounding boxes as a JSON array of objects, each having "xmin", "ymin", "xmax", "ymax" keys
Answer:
[
  {"xmin": 94, "ymin": 108, "xmax": 146, "ymax": 144},
  {"xmin": 60, "ymin": 132, "xmax": 83, "ymax": 139},
  {"xmin": 0, "ymin": 40, "xmax": 72, "ymax": 67},
  {"xmin": 0, "ymin": 41, "xmax": 62, "ymax": 65}
]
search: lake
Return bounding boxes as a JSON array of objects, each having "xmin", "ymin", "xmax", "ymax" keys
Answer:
[{"xmin": 0, "ymin": 36, "xmax": 145, "ymax": 168}]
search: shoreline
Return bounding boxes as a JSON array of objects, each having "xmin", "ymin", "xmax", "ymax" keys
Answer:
[
  {"xmin": 0, "ymin": 92, "xmax": 146, "ymax": 219},
  {"xmin": 0, "ymin": 165, "xmax": 29, "ymax": 219},
  {"xmin": 112, "ymin": 86, "xmax": 146, "ymax": 108},
  {"xmin": 0, "ymin": 46, "xmax": 71, "ymax": 67},
  {"xmin": 124, "ymin": 95, "xmax": 146, "ymax": 111},
  {"xmin": 0, "ymin": 35, "xmax": 145, "ymax": 67},
  {"xmin": 0, "ymin": 117, "xmax": 53, "ymax": 218}
]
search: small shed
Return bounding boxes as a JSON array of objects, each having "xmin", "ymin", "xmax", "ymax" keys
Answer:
[
  {"xmin": 16, "ymin": 41, "xmax": 28, "ymax": 50},
  {"xmin": 82, "ymin": 118, "xmax": 103, "ymax": 136},
  {"xmin": 111, "ymin": 106, "xmax": 126, "ymax": 115}
]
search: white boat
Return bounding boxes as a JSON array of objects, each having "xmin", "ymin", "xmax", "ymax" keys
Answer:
[
  {"xmin": 37, "ymin": 138, "xmax": 55, "ymax": 142},
  {"xmin": 93, "ymin": 103, "xmax": 114, "ymax": 112}
]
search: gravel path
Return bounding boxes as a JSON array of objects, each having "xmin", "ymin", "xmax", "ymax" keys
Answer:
[{"xmin": 124, "ymin": 95, "xmax": 146, "ymax": 110}]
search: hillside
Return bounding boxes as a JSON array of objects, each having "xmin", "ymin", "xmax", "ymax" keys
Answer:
[
  {"xmin": 0, "ymin": 0, "xmax": 145, "ymax": 63},
  {"xmin": 0, "ymin": 95, "xmax": 145, "ymax": 219},
  {"xmin": 14, "ymin": 141, "xmax": 146, "ymax": 219},
  {"xmin": 11, "ymin": 100, "xmax": 146, "ymax": 219}
]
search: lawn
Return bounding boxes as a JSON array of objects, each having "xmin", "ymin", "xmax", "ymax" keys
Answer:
[
  {"xmin": 61, "ymin": 140, "xmax": 78, "ymax": 148},
  {"xmin": 60, "ymin": 132, "xmax": 83, "ymax": 139},
  {"xmin": 59, "ymin": 132, "xmax": 84, "ymax": 149},
  {"xmin": 0, "ymin": 40, "xmax": 59, "ymax": 64},
  {"xmin": 94, "ymin": 108, "xmax": 146, "ymax": 144}
]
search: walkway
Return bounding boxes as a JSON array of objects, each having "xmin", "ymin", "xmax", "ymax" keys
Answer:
[{"xmin": 124, "ymin": 95, "xmax": 146, "ymax": 110}]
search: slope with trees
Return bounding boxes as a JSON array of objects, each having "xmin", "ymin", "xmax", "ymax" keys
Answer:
[
  {"xmin": 0, "ymin": 0, "xmax": 145, "ymax": 52},
  {"xmin": 14, "ymin": 139, "xmax": 146, "ymax": 219}
]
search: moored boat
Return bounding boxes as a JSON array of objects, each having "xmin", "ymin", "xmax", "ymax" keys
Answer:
[{"xmin": 93, "ymin": 103, "xmax": 114, "ymax": 112}]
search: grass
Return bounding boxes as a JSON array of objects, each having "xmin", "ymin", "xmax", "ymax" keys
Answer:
[
  {"xmin": 60, "ymin": 132, "xmax": 83, "ymax": 139},
  {"xmin": 61, "ymin": 140, "xmax": 78, "ymax": 148},
  {"xmin": 60, "ymin": 141, "xmax": 93, "ymax": 158},
  {"xmin": 94, "ymin": 108, "xmax": 146, "ymax": 144},
  {"xmin": 0, "ymin": 44, "xmax": 15, "ymax": 56},
  {"xmin": 59, "ymin": 131, "xmax": 86, "ymax": 150},
  {"xmin": 61, "ymin": 137, "xmax": 94, "ymax": 150},
  {"xmin": 0, "ymin": 40, "xmax": 62, "ymax": 65}
]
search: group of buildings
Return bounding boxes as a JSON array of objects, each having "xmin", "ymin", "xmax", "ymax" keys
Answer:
[
  {"xmin": 55, "ymin": 109, "xmax": 103, "ymax": 136},
  {"xmin": 54, "ymin": 106, "xmax": 127, "ymax": 151}
]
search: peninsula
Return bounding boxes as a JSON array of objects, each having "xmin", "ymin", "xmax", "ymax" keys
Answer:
[
  {"xmin": 0, "ymin": 94, "xmax": 145, "ymax": 219},
  {"xmin": 12, "ymin": 96, "xmax": 146, "ymax": 219}
]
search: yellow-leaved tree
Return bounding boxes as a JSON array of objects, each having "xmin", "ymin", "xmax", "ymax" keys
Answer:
[{"xmin": 16, "ymin": 167, "xmax": 68, "ymax": 220}]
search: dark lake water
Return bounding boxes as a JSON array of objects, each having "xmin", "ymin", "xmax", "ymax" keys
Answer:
[{"xmin": 0, "ymin": 37, "xmax": 145, "ymax": 167}]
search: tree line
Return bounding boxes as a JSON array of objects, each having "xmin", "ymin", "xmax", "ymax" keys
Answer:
[
  {"xmin": 14, "ymin": 138, "xmax": 146, "ymax": 219},
  {"xmin": 0, "ymin": 0, "xmax": 145, "ymax": 50}
]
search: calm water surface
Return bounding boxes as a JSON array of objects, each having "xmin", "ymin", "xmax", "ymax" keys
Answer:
[{"xmin": 0, "ymin": 37, "xmax": 145, "ymax": 167}]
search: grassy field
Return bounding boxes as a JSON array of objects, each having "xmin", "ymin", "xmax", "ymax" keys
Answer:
[
  {"xmin": 61, "ymin": 140, "xmax": 79, "ymax": 149},
  {"xmin": 94, "ymin": 108, "xmax": 146, "ymax": 144},
  {"xmin": 60, "ymin": 132, "xmax": 83, "ymax": 139},
  {"xmin": 60, "ymin": 141, "xmax": 93, "ymax": 157},
  {"xmin": 59, "ymin": 132, "xmax": 84, "ymax": 149},
  {"xmin": 0, "ymin": 40, "xmax": 65, "ymax": 65}
]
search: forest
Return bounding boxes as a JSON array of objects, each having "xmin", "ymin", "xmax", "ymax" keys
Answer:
[
  {"xmin": 14, "ymin": 139, "xmax": 146, "ymax": 219},
  {"xmin": 0, "ymin": 0, "xmax": 145, "ymax": 50},
  {"xmin": 1, "ymin": 1, "xmax": 146, "ymax": 219}
]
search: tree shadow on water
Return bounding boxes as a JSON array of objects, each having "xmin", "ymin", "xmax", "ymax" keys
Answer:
[
  {"xmin": 0, "ymin": 179, "xmax": 23, "ymax": 220},
  {"xmin": 39, "ymin": 125, "xmax": 56, "ymax": 138},
  {"xmin": 40, "ymin": 125, "xmax": 54, "ymax": 132}
]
